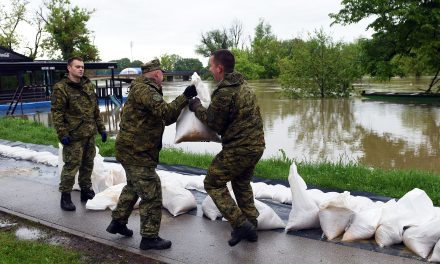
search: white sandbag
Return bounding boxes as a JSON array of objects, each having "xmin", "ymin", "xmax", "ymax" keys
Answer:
[
  {"xmin": 319, "ymin": 192, "xmax": 374, "ymax": 240},
  {"xmin": 161, "ymin": 181, "xmax": 197, "ymax": 217},
  {"xmin": 375, "ymin": 188, "xmax": 435, "ymax": 247},
  {"xmin": 286, "ymin": 162, "xmax": 321, "ymax": 231},
  {"xmin": 272, "ymin": 184, "xmax": 292, "ymax": 204},
  {"xmin": 202, "ymin": 187, "xmax": 285, "ymax": 230},
  {"xmin": 307, "ymin": 189, "xmax": 339, "ymax": 207},
  {"xmin": 403, "ymin": 208, "xmax": 440, "ymax": 259},
  {"xmin": 103, "ymin": 162, "xmax": 126, "ymax": 186},
  {"xmin": 251, "ymin": 182, "xmax": 269, "ymax": 198},
  {"xmin": 202, "ymin": 195, "xmax": 222, "ymax": 220},
  {"xmin": 0, "ymin": 144, "xmax": 58, "ymax": 166},
  {"xmin": 429, "ymin": 238, "xmax": 440, "ymax": 262},
  {"xmin": 86, "ymin": 183, "xmax": 126, "ymax": 210},
  {"xmin": 174, "ymin": 72, "xmax": 221, "ymax": 143},
  {"xmin": 255, "ymin": 199, "xmax": 286, "ymax": 230},
  {"xmin": 254, "ymin": 183, "xmax": 277, "ymax": 200},
  {"xmin": 342, "ymin": 201, "xmax": 384, "ymax": 242},
  {"xmin": 182, "ymin": 175, "xmax": 206, "ymax": 193}
]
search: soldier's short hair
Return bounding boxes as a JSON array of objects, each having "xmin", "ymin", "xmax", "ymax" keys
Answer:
[
  {"xmin": 211, "ymin": 49, "xmax": 235, "ymax": 73},
  {"xmin": 67, "ymin": 56, "xmax": 84, "ymax": 65}
]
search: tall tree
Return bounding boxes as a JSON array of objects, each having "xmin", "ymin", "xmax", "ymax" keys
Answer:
[
  {"xmin": 41, "ymin": 0, "xmax": 99, "ymax": 60},
  {"xmin": 330, "ymin": 0, "xmax": 440, "ymax": 92},
  {"xmin": 232, "ymin": 48, "xmax": 265, "ymax": 80},
  {"xmin": 25, "ymin": 9, "xmax": 45, "ymax": 60},
  {"xmin": 195, "ymin": 29, "xmax": 232, "ymax": 57},
  {"xmin": 251, "ymin": 19, "xmax": 280, "ymax": 78},
  {"xmin": 229, "ymin": 19, "xmax": 244, "ymax": 49},
  {"xmin": 0, "ymin": 0, "xmax": 28, "ymax": 50}
]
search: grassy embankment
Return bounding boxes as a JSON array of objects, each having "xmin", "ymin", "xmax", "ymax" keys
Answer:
[{"xmin": 1, "ymin": 117, "xmax": 440, "ymax": 205}]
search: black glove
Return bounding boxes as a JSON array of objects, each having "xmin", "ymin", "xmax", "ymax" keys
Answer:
[
  {"xmin": 188, "ymin": 97, "xmax": 202, "ymax": 112},
  {"xmin": 61, "ymin": 136, "xmax": 71, "ymax": 145},
  {"xmin": 183, "ymin": 85, "xmax": 197, "ymax": 99},
  {"xmin": 101, "ymin": 132, "xmax": 107, "ymax": 143}
]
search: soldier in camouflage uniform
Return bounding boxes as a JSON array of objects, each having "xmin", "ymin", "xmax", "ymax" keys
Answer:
[
  {"xmin": 51, "ymin": 57, "xmax": 107, "ymax": 211},
  {"xmin": 105, "ymin": 59, "xmax": 197, "ymax": 250},
  {"xmin": 189, "ymin": 49, "xmax": 265, "ymax": 247}
]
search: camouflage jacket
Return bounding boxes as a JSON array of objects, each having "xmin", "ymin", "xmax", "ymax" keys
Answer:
[
  {"xmin": 51, "ymin": 76, "xmax": 105, "ymax": 141},
  {"xmin": 194, "ymin": 71, "xmax": 265, "ymax": 149},
  {"xmin": 116, "ymin": 76, "xmax": 188, "ymax": 167}
]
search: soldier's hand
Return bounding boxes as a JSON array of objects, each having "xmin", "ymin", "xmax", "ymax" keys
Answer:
[
  {"xmin": 61, "ymin": 136, "xmax": 71, "ymax": 145},
  {"xmin": 188, "ymin": 97, "xmax": 202, "ymax": 112},
  {"xmin": 101, "ymin": 132, "xmax": 107, "ymax": 143},
  {"xmin": 183, "ymin": 85, "xmax": 197, "ymax": 99}
]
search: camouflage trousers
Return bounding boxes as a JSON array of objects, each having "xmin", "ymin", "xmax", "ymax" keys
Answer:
[
  {"xmin": 204, "ymin": 146, "xmax": 264, "ymax": 228},
  {"xmin": 59, "ymin": 136, "xmax": 96, "ymax": 193},
  {"xmin": 112, "ymin": 164, "xmax": 162, "ymax": 238}
]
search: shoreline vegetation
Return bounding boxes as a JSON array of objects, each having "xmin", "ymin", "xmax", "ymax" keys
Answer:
[{"xmin": 1, "ymin": 117, "xmax": 440, "ymax": 205}]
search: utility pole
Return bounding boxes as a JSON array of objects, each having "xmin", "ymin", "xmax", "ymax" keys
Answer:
[{"xmin": 130, "ymin": 41, "xmax": 133, "ymax": 62}]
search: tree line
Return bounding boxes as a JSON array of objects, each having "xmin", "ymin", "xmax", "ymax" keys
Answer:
[
  {"xmin": 2, "ymin": 0, "xmax": 439, "ymax": 96},
  {"xmin": 195, "ymin": 1, "xmax": 439, "ymax": 96}
]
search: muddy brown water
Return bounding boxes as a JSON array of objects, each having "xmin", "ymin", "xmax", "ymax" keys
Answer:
[{"xmin": 15, "ymin": 77, "xmax": 440, "ymax": 174}]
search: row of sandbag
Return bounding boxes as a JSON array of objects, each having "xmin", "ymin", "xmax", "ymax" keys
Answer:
[
  {"xmin": 86, "ymin": 169, "xmax": 286, "ymax": 230},
  {"xmin": 0, "ymin": 144, "xmax": 58, "ymax": 166},
  {"xmin": 0, "ymin": 142, "xmax": 289, "ymax": 230},
  {"xmin": 286, "ymin": 162, "xmax": 440, "ymax": 261},
  {"xmin": 4, "ymin": 143, "xmax": 440, "ymax": 260}
]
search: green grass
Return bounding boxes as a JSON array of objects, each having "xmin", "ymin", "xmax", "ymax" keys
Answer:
[
  {"xmin": 1, "ymin": 117, "xmax": 440, "ymax": 205},
  {"xmin": 0, "ymin": 229, "xmax": 84, "ymax": 264}
]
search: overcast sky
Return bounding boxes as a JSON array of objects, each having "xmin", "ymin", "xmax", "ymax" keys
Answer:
[{"xmin": 16, "ymin": 0, "xmax": 374, "ymax": 65}]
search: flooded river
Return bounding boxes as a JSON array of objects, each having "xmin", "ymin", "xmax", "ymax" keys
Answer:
[{"xmin": 21, "ymin": 77, "xmax": 440, "ymax": 174}]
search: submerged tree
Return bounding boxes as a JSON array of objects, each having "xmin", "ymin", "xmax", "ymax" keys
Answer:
[
  {"xmin": 41, "ymin": 0, "xmax": 99, "ymax": 60},
  {"xmin": 330, "ymin": 0, "xmax": 440, "ymax": 92},
  {"xmin": 279, "ymin": 29, "xmax": 363, "ymax": 98}
]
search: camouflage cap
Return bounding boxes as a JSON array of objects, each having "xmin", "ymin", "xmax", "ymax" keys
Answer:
[{"xmin": 141, "ymin": 59, "xmax": 163, "ymax": 73}]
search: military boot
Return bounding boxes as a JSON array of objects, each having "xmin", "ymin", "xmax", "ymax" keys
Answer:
[
  {"xmin": 80, "ymin": 188, "xmax": 95, "ymax": 202},
  {"xmin": 231, "ymin": 219, "xmax": 258, "ymax": 242},
  {"xmin": 106, "ymin": 220, "xmax": 133, "ymax": 237},
  {"xmin": 60, "ymin": 192, "xmax": 76, "ymax": 211},
  {"xmin": 140, "ymin": 237, "xmax": 172, "ymax": 250},
  {"xmin": 228, "ymin": 220, "xmax": 258, "ymax": 247}
]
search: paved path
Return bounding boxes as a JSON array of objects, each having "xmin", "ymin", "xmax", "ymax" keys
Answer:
[{"xmin": 0, "ymin": 153, "xmax": 425, "ymax": 264}]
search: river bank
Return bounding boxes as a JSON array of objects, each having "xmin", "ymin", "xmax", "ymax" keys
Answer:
[{"xmin": 1, "ymin": 117, "xmax": 440, "ymax": 205}]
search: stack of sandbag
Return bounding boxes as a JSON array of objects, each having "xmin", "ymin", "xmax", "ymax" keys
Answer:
[
  {"xmin": 157, "ymin": 170, "xmax": 205, "ymax": 193},
  {"xmin": 251, "ymin": 182, "xmax": 292, "ymax": 204},
  {"xmin": 201, "ymin": 183, "xmax": 285, "ymax": 230},
  {"xmin": 86, "ymin": 171, "xmax": 198, "ymax": 216},
  {"xmin": 402, "ymin": 207, "xmax": 440, "ymax": 259},
  {"xmin": 341, "ymin": 200, "xmax": 385, "ymax": 242},
  {"xmin": 0, "ymin": 144, "xmax": 58, "ymax": 166},
  {"xmin": 174, "ymin": 72, "xmax": 221, "ymax": 143},
  {"xmin": 285, "ymin": 162, "xmax": 338, "ymax": 231},
  {"xmin": 318, "ymin": 192, "xmax": 376, "ymax": 240},
  {"xmin": 375, "ymin": 188, "xmax": 435, "ymax": 247}
]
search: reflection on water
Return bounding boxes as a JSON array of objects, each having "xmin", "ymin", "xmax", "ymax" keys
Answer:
[{"xmin": 18, "ymin": 79, "xmax": 440, "ymax": 174}]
